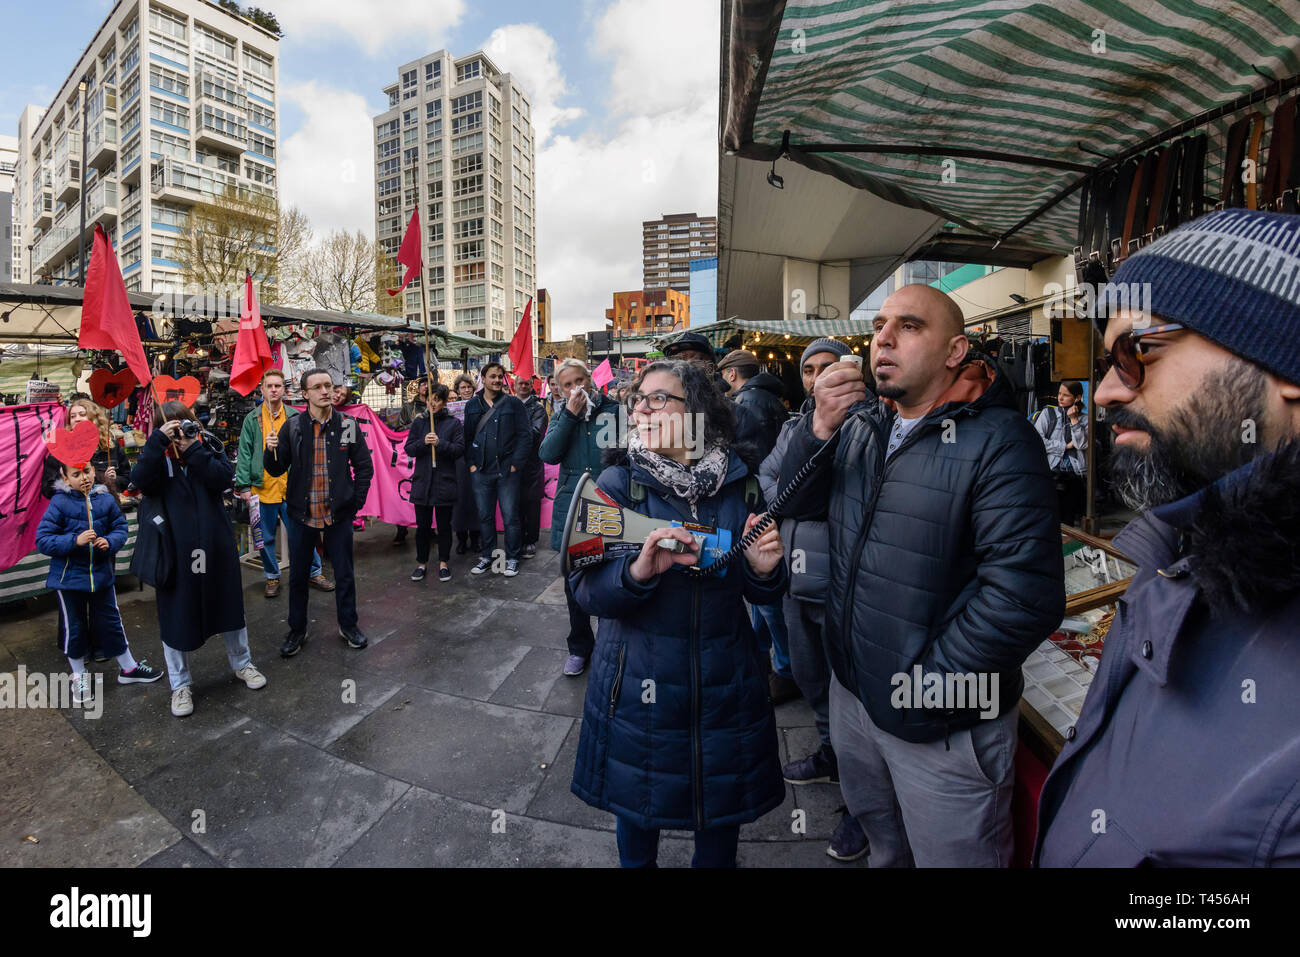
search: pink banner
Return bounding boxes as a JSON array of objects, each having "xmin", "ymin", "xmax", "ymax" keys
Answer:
[
  {"xmin": 307, "ymin": 404, "xmax": 558, "ymax": 531},
  {"xmin": 0, "ymin": 403, "xmax": 66, "ymax": 573}
]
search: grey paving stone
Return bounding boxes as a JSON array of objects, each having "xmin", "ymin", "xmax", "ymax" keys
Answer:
[
  {"xmin": 478, "ymin": 599, "xmax": 573, "ymax": 650},
  {"xmin": 352, "ymin": 632, "xmax": 532, "ymax": 700},
  {"xmin": 524, "ymin": 718, "xmax": 615, "ymax": 832},
  {"xmin": 224, "ymin": 651, "xmax": 405, "ymax": 750},
  {"xmin": 335, "ymin": 785, "xmax": 621, "ymax": 868},
  {"xmin": 139, "ymin": 837, "xmax": 220, "ymax": 868},
  {"xmin": 134, "ymin": 718, "xmax": 409, "ymax": 867},
  {"xmin": 0, "ymin": 694, "xmax": 181, "ymax": 868},
  {"xmin": 541, "ymin": 667, "xmax": 590, "ymax": 717},
  {"xmin": 489, "ymin": 645, "xmax": 569, "ymax": 711},
  {"xmin": 329, "ymin": 687, "xmax": 573, "ymax": 815}
]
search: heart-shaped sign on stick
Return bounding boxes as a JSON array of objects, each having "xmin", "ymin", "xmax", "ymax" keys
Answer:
[
  {"xmin": 46, "ymin": 420, "xmax": 101, "ymax": 468},
  {"xmin": 153, "ymin": 374, "xmax": 200, "ymax": 407},
  {"xmin": 88, "ymin": 368, "xmax": 138, "ymax": 409}
]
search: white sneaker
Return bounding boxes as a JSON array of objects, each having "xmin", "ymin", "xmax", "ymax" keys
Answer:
[
  {"xmin": 234, "ymin": 664, "xmax": 267, "ymax": 690},
  {"xmin": 71, "ymin": 673, "xmax": 93, "ymax": 705},
  {"xmin": 171, "ymin": 685, "xmax": 193, "ymax": 717}
]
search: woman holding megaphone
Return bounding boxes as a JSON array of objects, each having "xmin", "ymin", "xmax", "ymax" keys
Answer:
[{"xmin": 569, "ymin": 358, "xmax": 787, "ymax": 868}]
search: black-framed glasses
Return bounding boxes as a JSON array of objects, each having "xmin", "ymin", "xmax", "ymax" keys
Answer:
[
  {"xmin": 626, "ymin": 391, "xmax": 686, "ymax": 412},
  {"xmin": 1095, "ymin": 322, "xmax": 1184, "ymax": 389}
]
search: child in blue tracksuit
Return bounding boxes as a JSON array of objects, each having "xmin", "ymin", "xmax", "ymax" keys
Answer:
[{"xmin": 35, "ymin": 461, "xmax": 162, "ymax": 703}]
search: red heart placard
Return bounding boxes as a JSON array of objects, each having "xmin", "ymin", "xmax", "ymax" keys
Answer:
[
  {"xmin": 153, "ymin": 374, "xmax": 200, "ymax": 407},
  {"xmin": 88, "ymin": 368, "xmax": 138, "ymax": 409},
  {"xmin": 47, "ymin": 420, "xmax": 101, "ymax": 467}
]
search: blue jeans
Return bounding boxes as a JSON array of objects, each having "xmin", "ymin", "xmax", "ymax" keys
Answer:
[
  {"xmin": 258, "ymin": 500, "xmax": 321, "ymax": 580},
  {"xmin": 615, "ymin": 817, "xmax": 741, "ymax": 868},
  {"xmin": 751, "ymin": 602, "xmax": 792, "ymax": 678},
  {"xmin": 162, "ymin": 627, "xmax": 252, "ymax": 691},
  {"xmin": 472, "ymin": 466, "xmax": 521, "ymax": 561}
]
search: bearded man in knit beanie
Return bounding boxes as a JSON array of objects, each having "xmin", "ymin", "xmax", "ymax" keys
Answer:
[{"xmin": 1036, "ymin": 209, "xmax": 1300, "ymax": 867}]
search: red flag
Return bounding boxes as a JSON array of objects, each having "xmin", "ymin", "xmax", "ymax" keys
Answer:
[
  {"xmin": 230, "ymin": 271, "xmax": 274, "ymax": 395},
  {"xmin": 507, "ymin": 297, "xmax": 535, "ymax": 380},
  {"xmin": 386, "ymin": 205, "xmax": 423, "ymax": 296},
  {"xmin": 80, "ymin": 223, "xmax": 151, "ymax": 386}
]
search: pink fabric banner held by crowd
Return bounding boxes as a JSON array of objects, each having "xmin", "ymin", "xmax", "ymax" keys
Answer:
[
  {"xmin": 311, "ymin": 404, "xmax": 560, "ymax": 531},
  {"xmin": 0, "ymin": 403, "xmax": 67, "ymax": 573}
]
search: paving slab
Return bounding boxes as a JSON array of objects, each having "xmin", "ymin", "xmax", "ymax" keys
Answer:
[
  {"xmin": 335, "ymin": 785, "xmax": 621, "ymax": 868},
  {"xmin": 489, "ymin": 645, "xmax": 570, "ymax": 711},
  {"xmin": 0, "ymin": 663, "xmax": 181, "ymax": 868},
  {"xmin": 329, "ymin": 686, "xmax": 573, "ymax": 815},
  {"xmin": 132, "ymin": 716, "xmax": 409, "ymax": 867}
]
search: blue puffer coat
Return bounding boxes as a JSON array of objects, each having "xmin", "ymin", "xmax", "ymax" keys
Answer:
[
  {"xmin": 569, "ymin": 447, "xmax": 788, "ymax": 831},
  {"xmin": 35, "ymin": 482, "xmax": 129, "ymax": 591}
]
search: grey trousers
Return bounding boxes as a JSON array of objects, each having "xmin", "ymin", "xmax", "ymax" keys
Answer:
[
  {"xmin": 828, "ymin": 676, "xmax": 1017, "ymax": 867},
  {"xmin": 784, "ymin": 596, "xmax": 831, "ymax": 752}
]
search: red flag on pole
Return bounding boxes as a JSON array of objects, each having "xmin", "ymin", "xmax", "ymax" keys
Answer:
[
  {"xmin": 386, "ymin": 205, "xmax": 423, "ymax": 296},
  {"xmin": 80, "ymin": 223, "xmax": 152, "ymax": 386},
  {"xmin": 507, "ymin": 297, "xmax": 535, "ymax": 380},
  {"xmin": 230, "ymin": 270, "xmax": 274, "ymax": 395}
]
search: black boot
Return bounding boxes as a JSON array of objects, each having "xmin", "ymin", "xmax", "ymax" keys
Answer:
[
  {"xmin": 455, "ymin": 532, "xmax": 468, "ymax": 555},
  {"xmin": 470, "ymin": 532, "xmax": 482, "ymax": 553}
]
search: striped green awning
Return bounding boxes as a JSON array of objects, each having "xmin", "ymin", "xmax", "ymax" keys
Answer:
[{"xmin": 723, "ymin": 0, "xmax": 1300, "ymax": 254}]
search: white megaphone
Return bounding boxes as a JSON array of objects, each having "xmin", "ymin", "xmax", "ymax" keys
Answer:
[{"xmin": 559, "ymin": 472, "xmax": 732, "ymax": 576}]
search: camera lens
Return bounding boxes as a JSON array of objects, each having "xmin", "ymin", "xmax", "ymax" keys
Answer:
[{"xmin": 180, "ymin": 420, "xmax": 201, "ymax": 438}]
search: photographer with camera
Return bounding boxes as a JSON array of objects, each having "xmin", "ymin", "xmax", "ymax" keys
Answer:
[{"xmin": 128, "ymin": 400, "xmax": 266, "ymax": 718}]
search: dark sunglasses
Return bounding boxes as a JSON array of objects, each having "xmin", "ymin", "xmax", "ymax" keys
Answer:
[{"xmin": 1094, "ymin": 322, "xmax": 1184, "ymax": 389}]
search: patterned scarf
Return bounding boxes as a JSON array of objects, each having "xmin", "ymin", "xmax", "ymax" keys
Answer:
[{"xmin": 626, "ymin": 429, "xmax": 729, "ymax": 520}]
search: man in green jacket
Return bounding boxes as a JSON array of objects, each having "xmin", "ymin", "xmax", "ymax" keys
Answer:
[
  {"xmin": 539, "ymin": 358, "xmax": 623, "ymax": 676},
  {"xmin": 234, "ymin": 368, "xmax": 330, "ymax": 598}
]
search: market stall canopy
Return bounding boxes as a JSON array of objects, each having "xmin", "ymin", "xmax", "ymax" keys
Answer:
[
  {"xmin": 720, "ymin": 0, "xmax": 1300, "ymax": 319},
  {"xmin": 0, "ymin": 283, "xmax": 508, "ymax": 356},
  {"xmin": 0, "ymin": 282, "xmax": 165, "ymax": 342},
  {"xmin": 658, "ymin": 317, "xmax": 875, "ymax": 352}
]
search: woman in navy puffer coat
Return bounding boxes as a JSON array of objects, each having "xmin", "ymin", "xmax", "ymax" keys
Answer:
[{"xmin": 569, "ymin": 359, "xmax": 787, "ymax": 868}]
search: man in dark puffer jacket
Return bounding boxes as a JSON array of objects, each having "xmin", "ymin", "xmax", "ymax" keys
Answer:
[{"xmin": 778, "ymin": 284, "xmax": 1064, "ymax": 867}]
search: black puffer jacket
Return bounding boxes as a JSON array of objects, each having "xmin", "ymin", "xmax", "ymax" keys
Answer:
[
  {"xmin": 733, "ymin": 372, "xmax": 788, "ymax": 460},
  {"xmin": 778, "ymin": 359, "xmax": 1065, "ymax": 743}
]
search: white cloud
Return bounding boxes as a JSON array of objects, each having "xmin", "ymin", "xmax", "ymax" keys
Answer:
[
  {"xmin": 272, "ymin": 0, "xmax": 465, "ymax": 58},
  {"xmin": 593, "ymin": 0, "xmax": 719, "ymax": 119},
  {"xmin": 279, "ymin": 81, "xmax": 375, "ymax": 236},
  {"xmin": 516, "ymin": 2, "xmax": 720, "ymax": 340},
  {"xmin": 482, "ymin": 24, "xmax": 584, "ymax": 147}
]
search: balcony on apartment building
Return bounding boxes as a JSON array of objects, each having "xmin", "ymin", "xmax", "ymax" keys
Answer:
[
  {"xmin": 151, "ymin": 156, "xmax": 267, "ymax": 207},
  {"xmin": 53, "ymin": 134, "xmax": 83, "ymax": 205},
  {"xmin": 85, "ymin": 176, "xmax": 119, "ymax": 225},
  {"xmin": 32, "ymin": 223, "xmax": 79, "ymax": 272},
  {"xmin": 33, "ymin": 188, "xmax": 54, "ymax": 230},
  {"xmin": 86, "ymin": 84, "xmax": 118, "ymax": 171},
  {"xmin": 195, "ymin": 72, "xmax": 251, "ymax": 154}
]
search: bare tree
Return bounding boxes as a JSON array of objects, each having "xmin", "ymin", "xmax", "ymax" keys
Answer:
[
  {"xmin": 303, "ymin": 229, "xmax": 399, "ymax": 315},
  {"xmin": 275, "ymin": 204, "xmax": 314, "ymax": 307},
  {"xmin": 178, "ymin": 185, "xmax": 282, "ymax": 302}
]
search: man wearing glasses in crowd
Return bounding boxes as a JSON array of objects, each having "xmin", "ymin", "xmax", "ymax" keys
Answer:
[
  {"xmin": 1036, "ymin": 209, "xmax": 1300, "ymax": 866},
  {"xmin": 264, "ymin": 368, "xmax": 374, "ymax": 657}
]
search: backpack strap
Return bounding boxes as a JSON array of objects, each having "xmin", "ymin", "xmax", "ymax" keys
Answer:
[{"xmin": 626, "ymin": 474, "xmax": 646, "ymax": 505}]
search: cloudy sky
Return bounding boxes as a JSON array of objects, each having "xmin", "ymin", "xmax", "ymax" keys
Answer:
[{"xmin": 5, "ymin": 0, "xmax": 720, "ymax": 339}]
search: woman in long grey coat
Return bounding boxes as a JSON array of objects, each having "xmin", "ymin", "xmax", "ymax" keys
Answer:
[{"xmin": 128, "ymin": 400, "xmax": 267, "ymax": 717}]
